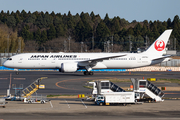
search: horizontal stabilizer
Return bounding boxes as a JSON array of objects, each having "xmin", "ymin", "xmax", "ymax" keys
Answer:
[{"xmin": 152, "ymin": 55, "xmax": 171, "ymax": 61}]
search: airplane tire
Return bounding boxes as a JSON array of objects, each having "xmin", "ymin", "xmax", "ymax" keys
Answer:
[
  {"xmin": 84, "ymin": 71, "xmax": 87, "ymax": 75},
  {"xmin": 84, "ymin": 71, "xmax": 94, "ymax": 75},
  {"xmin": 123, "ymin": 103, "xmax": 127, "ymax": 106},
  {"xmin": 89, "ymin": 72, "xmax": 93, "ymax": 75}
]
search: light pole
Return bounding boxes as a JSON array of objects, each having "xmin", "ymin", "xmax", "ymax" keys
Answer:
[
  {"xmin": 68, "ymin": 36, "xmax": 71, "ymax": 52},
  {"xmin": 81, "ymin": 42, "xmax": 84, "ymax": 53}
]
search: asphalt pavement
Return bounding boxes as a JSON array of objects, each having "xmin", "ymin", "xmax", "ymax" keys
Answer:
[
  {"xmin": 0, "ymin": 71, "xmax": 180, "ymax": 120},
  {"xmin": 0, "ymin": 71, "xmax": 180, "ymax": 97}
]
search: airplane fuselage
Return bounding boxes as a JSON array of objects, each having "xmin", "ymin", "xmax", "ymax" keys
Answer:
[{"xmin": 3, "ymin": 52, "xmax": 161, "ymax": 70}]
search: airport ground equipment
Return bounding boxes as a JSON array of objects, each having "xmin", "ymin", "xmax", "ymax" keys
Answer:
[
  {"xmin": 147, "ymin": 78, "xmax": 157, "ymax": 81},
  {"xmin": 89, "ymin": 79, "xmax": 164, "ymax": 104},
  {"xmin": 24, "ymin": 95, "xmax": 48, "ymax": 104},
  {"xmin": 0, "ymin": 98, "xmax": 7, "ymax": 108},
  {"xmin": 95, "ymin": 92, "xmax": 135, "ymax": 106},
  {"xmin": 89, "ymin": 80, "xmax": 125, "ymax": 96},
  {"xmin": 11, "ymin": 84, "xmax": 23, "ymax": 101},
  {"xmin": 131, "ymin": 78, "xmax": 164, "ymax": 102},
  {"xmin": 21, "ymin": 77, "xmax": 47, "ymax": 98}
]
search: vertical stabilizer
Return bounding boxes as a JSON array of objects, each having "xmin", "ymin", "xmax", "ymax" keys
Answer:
[{"xmin": 143, "ymin": 29, "xmax": 172, "ymax": 56}]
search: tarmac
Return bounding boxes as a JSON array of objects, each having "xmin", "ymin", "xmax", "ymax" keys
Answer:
[
  {"xmin": 1, "ymin": 71, "xmax": 180, "ymax": 97},
  {"xmin": 0, "ymin": 71, "xmax": 180, "ymax": 119},
  {"xmin": 0, "ymin": 99, "xmax": 180, "ymax": 120}
]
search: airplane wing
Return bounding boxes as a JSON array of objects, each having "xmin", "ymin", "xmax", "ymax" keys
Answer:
[
  {"xmin": 79, "ymin": 54, "xmax": 127, "ymax": 63},
  {"xmin": 77, "ymin": 54, "xmax": 127, "ymax": 71},
  {"xmin": 152, "ymin": 55, "xmax": 171, "ymax": 61}
]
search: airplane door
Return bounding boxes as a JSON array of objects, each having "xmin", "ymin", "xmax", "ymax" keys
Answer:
[
  {"xmin": 51, "ymin": 58, "xmax": 56, "ymax": 63},
  {"xmin": 137, "ymin": 57, "xmax": 141, "ymax": 63},
  {"xmin": 18, "ymin": 57, "xmax": 23, "ymax": 63},
  {"xmin": 137, "ymin": 56, "xmax": 149, "ymax": 64}
]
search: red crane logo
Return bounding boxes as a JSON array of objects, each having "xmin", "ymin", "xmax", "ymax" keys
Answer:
[{"xmin": 154, "ymin": 40, "xmax": 165, "ymax": 51}]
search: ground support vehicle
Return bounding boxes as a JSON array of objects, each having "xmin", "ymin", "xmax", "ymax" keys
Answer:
[
  {"xmin": 89, "ymin": 80, "xmax": 125, "ymax": 99},
  {"xmin": 95, "ymin": 92, "xmax": 135, "ymax": 106},
  {"xmin": 131, "ymin": 78, "xmax": 164, "ymax": 102},
  {"xmin": 24, "ymin": 95, "xmax": 48, "ymax": 104},
  {"xmin": 90, "ymin": 78, "xmax": 164, "ymax": 105}
]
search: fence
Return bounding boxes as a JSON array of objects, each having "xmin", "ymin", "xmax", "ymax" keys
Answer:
[{"xmin": 159, "ymin": 59, "xmax": 180, "ymax": 67}]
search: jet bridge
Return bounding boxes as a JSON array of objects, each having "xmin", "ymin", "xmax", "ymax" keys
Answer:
[{"xmin": 131, "ymin": 78, "xmax": 164, "ymax": 102}]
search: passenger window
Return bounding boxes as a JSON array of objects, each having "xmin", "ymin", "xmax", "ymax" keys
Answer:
[{"xmin": 139, "ymin": 81, "xmax": 146, "ymax": 88}]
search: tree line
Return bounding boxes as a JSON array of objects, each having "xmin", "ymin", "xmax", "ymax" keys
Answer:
[{"xmin": 0, "ymin": 10, "xmax": 180, "ymax": 53}]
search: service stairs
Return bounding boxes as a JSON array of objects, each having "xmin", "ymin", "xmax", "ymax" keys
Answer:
[
  {"xmin": 145, "ymin": 81, "xmax": 164, "ymax": 101},
  {"xmin": 131, "ymin": 78, "xmax": 164, "ymax": 102},
  {"xmin": 21, "ymin": 77, "xmax": 47, "ymax": 98},
  {"xmin": 110, "ymin": 82, "xmax": 126, "ymax": 92}
]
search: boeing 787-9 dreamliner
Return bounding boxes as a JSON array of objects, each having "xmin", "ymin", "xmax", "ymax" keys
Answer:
[{"xmin": 3, "ymin": 29, "xmax": 172, "ymax": 75}]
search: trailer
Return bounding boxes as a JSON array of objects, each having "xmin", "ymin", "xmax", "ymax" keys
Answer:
[
  {"xmin": 24, "ymin": 95, "xmax": 48, "ymax": 104},
  {"xmin": 95, "ymin": 92, "xmax": 135, "ymax": 106}
]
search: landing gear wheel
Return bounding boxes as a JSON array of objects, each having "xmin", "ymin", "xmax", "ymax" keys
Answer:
[
  {"xmin": 89, "ymin": 72, "xmax": 93, "ymax": 75},
  {"xmin": 16, "ymin": 71, "xmax": 19, "ymax": 75},
  {"xmin": 84, "ymin": 71, "xmax": 94, "ymax": 75},
  {"xmin": 123, "ymin": 103, "xmax": 127, "ymax": 106},
  {"xmin": 84, "ymin": 71, "xmax": 87, "ymax": 75}
]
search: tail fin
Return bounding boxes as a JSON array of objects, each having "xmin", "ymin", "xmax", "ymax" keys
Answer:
[{"xmin": 143, "ymin": 29, "xmax": 173, "ymax": 56}]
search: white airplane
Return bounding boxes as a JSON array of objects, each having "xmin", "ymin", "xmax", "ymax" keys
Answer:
[{"xmin": 3, "ymin": 29, "xmax": 172, "ymax": 75}]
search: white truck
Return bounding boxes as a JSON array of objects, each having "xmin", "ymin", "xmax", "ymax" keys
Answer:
[
  {"xmin": 95, "ymin": 92, "xmax": 135, "ymax": 106},
  {"xmin": 24, "ymin": 96, "xmax": 48, "ymax": 104},
  {"xmin": 89, "ymin": 80, "xmax": 125, "ymax": 99},
  {"xmin": 91, "ymin": 79, "xmax": 164, "ymax": 105}
]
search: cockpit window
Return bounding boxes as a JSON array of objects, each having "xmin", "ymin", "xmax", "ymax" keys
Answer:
[{"xmin": 7, "ymin": 58, "xmax": 12, "ymax": 60}]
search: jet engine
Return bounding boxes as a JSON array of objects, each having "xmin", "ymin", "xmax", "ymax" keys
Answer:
[{"xmin": 60, "ymin": 62, "xmax": 78, "ymax": 72}]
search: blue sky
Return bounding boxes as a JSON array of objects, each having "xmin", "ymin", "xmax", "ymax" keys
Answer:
[{"xmin": 1, "ymin": 0, "xmax": 180, "ymax": 22}]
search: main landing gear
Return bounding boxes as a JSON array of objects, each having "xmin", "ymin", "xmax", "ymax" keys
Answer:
[{"xmin": 84, "ymin": 71, "xmax": 94, "ymax": 75}]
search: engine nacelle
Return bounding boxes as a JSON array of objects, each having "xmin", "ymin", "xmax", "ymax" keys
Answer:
[{"xmin": 60, "ymin": 62, "xmax": 78, "ymax": 73}]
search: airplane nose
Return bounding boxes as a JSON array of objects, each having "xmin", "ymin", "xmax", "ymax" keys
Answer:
[
  {"xmin": 3, "ymin": 60, "xmax": 10, "ymax": 68},
  {"xmin": 2, "ymin": 61, "xmax": 7, "ymax": 67},
  {"xmin": 3, "ymin": 58, "xmax": 14, "ymax": 68}
]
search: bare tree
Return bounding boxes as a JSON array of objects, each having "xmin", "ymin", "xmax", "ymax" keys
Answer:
[{"xmin": 23, "ymin": 40, "xmax": 39, "ymax": 52}]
